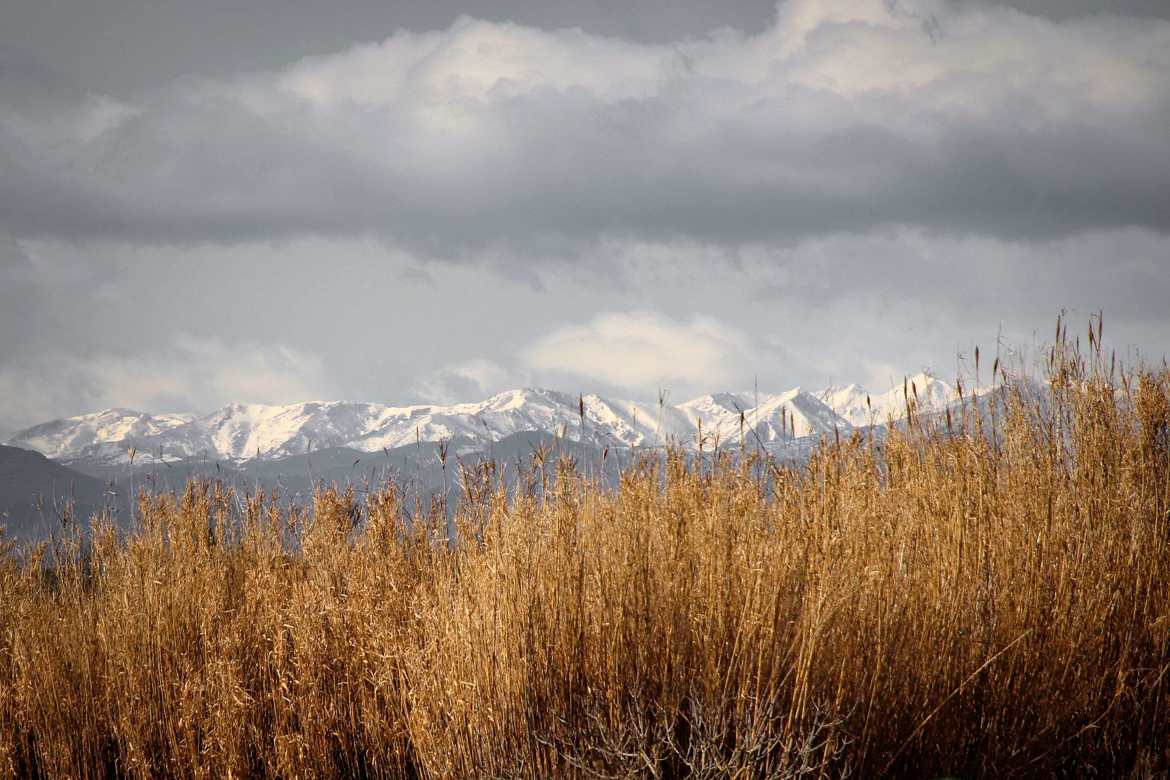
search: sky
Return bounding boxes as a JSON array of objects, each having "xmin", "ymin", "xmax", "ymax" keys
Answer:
[{"xmin": 1, "ymin": 0, "xmax": 1169, "ymax": 431}]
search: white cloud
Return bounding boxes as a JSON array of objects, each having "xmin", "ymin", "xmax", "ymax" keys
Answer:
[
  {"xmin": 765, "ymin": 0, "xmax": 1170, "ymax": 115},
  {"xmin": 0, "ymin": 337, "xmax": 332, "ymax": 424},
  {"xmin": 270, "ymin": 1, "xmax": 1169, "ymax": 119},
  {"xmin": 523, "ymin": 311, "xmax": 758, "ymax": 393},
  {"xmin": 412, "ymin": 358, "xmax": 518, "ymax": 403},
  {"xmin": 277, "ymin": 17, "xmax": 672, "ymax": 109}
]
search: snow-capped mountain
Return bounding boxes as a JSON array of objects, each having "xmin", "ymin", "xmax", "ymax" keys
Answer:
[
  {"xmin": 5, "ymin": 374, "xmax": 977, "ymax": 466},
  {"xmin": 9, "ymin": 408, "xmax": 196, "ymax": 462},
  {"xmin": 6, "ymin": 390, "xmax": 695, "ymax": 465},
  {"xmin": 818, "ymin": 373, "xmax": 959, "ymax": 427},
  {"xmin": 816, "ymin": 384, "xmax": 873, "ymax": 428},
  {"xmin": 679, "ymin": 389, "xmax": 849, "ymax": 445}
]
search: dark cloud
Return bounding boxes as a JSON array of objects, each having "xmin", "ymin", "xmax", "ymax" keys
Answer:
[
  {"xmin": 3, "ymin": 1, "xmax": 1166, "ymax": 98},
  {"xmin": 0, "ymin": 0, "xmax": 778, "ymax": 98},
  {"xmin": 996, "ymin": 0, "xmax": 1170, "ymax": 21},
  {"xmin": 2, "ymin": 4, "xmax": 1168, "ymax": 260}
]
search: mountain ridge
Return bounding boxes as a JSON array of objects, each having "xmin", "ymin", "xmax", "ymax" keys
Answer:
[
  {"xmin": 0, "ymin": 444, "xmax": 129, "ymax": 546},
  {"xmin": 6, "ymin": 375, "xmax": 968, "ymax": 465}
]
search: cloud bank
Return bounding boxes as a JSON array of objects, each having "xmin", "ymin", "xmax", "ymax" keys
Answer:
[{"xmin": 2, "ymin": 0, "xmax": 1167, "ymax": 260}]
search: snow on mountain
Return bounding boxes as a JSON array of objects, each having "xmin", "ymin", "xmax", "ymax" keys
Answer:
[
  {"xmin": 11, "ymin": 374, "xmax": 979, "ymax": 466},
  {"xmin": 680, "ymin": 389, "xmax": 848, "ymax": 446},
  {"xmin": 677, "ymin": 392, "xmax": 755, "ymax": 429},
  {"xmin": 749, "ymin": 389, "xmax": 851, "ymax": 441},
  {"xmin": 9, "ymin": 391, "xmax": 679, "ymax": 465},
  {"xmin": 355, "ymin": 389, "xmax": 589, "ymax": 453},
  {"xmin": 816, "ymin": 384, "xmax": 873, "ymax": 427},
  {"xmin": 867, "ymin": 373, "xmax": 960, "ymax": 423},
  {"xmin": 191, "ymin": 401, "xmax": 400, "ymax": 460},
  {"xmin": 8, "ymin": 408, "xmax": 195, "ymax": 461},
  {"xmin": 576, "ymin": 393, "xmax": 694, "ymax": 448},
  {"xmin": 818, "ymin": 373, "xmax": 961, "ymax": 427}
]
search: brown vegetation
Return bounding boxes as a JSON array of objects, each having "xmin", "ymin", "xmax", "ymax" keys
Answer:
[{"xmin": 2, "ymin": 324, "xmax": 1169, "ymax": 778}]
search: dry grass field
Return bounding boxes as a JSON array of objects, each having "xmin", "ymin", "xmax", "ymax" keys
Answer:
[{"xmin": 2, "ymin": 327, "xmax": 1169, "ymax": 778}]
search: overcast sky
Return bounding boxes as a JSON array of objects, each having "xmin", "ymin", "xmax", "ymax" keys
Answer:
[{"xmin": 2, "ymin": 0, "xmax": 1169, "ymax": 429}]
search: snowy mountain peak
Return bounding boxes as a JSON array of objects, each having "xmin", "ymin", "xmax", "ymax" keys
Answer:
[
  {"xmin": 9, "ymin": 408, "xmax": 195, "ymax": 460},
  {"xmin": 747, "ymin": 389, "xmax": 846, "ymax": 441},
  {"xmin": 678, "ymin": 392, "xmax": 755, "ymax": 423},
  {"xmin": 894, "ymin": 373, "xmax": 957, "ymax": 411},
  {"xmin": 8, "ymin": 375, "xmax": 987, "ymax": 466},
  {"xmin": 816, "ymin": 384, "xmax": 874, "ymax": 427},
  {"xmin": 816, "ymin": 374, "xmax": 960, "ymax": 426},
  {"xmin": 674, "ymin": 388, "xmax": 847, "ymax": 446}
]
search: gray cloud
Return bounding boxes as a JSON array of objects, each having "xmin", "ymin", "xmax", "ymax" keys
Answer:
[
  {"xmin": 748, "ymin": 228, "xmax": 1170, "ymax": 318},
  {"xmin": 0, "ymin": 0, "xmax": 781, "ymax": 99},
  {"xmin": 3, "ymin": 1, "xmax": 1166, "ymax": 98},
  {"xmin": 1, "ymin": 1, "xmax": 1168, "ymax": 261},
  {"xmin": 997, "ymin": 0, "xmax": 1170, "ymax": 21}
]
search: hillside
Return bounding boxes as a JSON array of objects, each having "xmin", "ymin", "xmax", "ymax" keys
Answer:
[{"xmin": 0, "ymin": 445, "xmax": 124, "ymax": 547}]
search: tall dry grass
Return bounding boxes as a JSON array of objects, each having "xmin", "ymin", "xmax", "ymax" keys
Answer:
[{"xmin": 1, "ymin": 328, "xmax": 1169, "ymax": 778}]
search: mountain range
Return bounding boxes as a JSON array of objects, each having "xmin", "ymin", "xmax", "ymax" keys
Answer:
[
  {"xmin": 6, "ymin": 373, "xmax": 965, "ymax": 467},
  {"xmin": 1, "ymin": 373, "xmax": 991, "ymax": 548}
]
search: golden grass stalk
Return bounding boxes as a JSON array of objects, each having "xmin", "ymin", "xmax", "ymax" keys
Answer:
[{"xmin": 1, "ymin": 329, "xmax": 1169, "ymax": 777}]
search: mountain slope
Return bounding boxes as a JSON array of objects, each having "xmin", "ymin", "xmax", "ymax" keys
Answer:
[
  {"xmin": 816, "ymin": 384, "xmax": 873, "ymax": 427},
  {"xmin": 0, "ymin": 445, "xmax": 126, "ymax": 547},
  {"xmin": 819, "ymin": 373, "xmax": 960, "ymax": 426},
  {"xmin": 9, "ymin": 409, "xmax": 195, "ymax": 461},
  {"xmin": 680, "ymin": 389, "xmax": 848, "ymax": 446}
]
